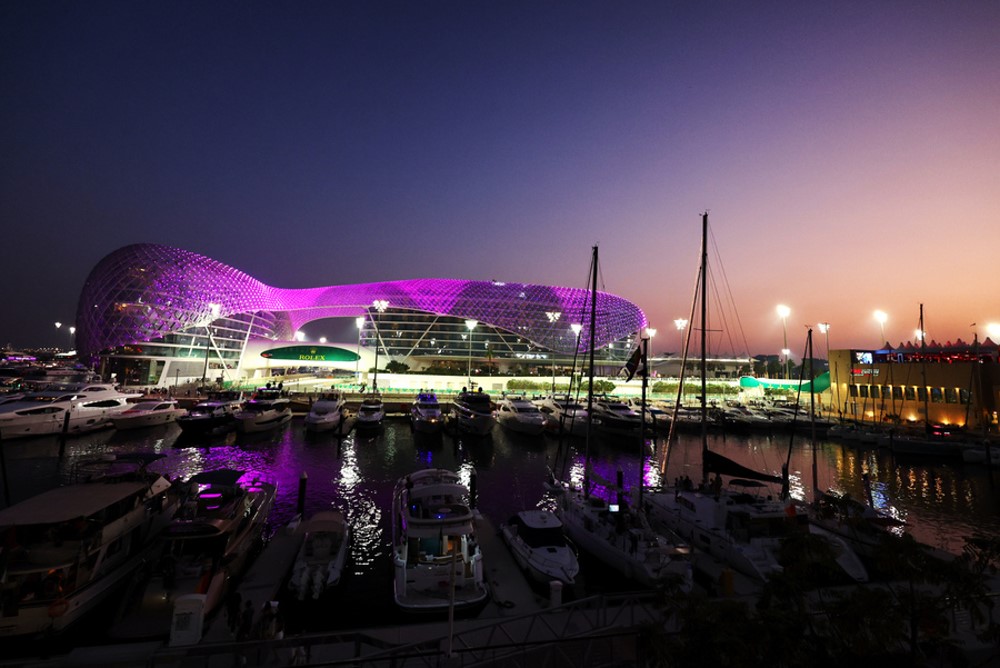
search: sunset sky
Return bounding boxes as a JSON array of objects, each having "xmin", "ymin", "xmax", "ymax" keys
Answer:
[{"xmin": 2, "ymin": 1, "xmax": 998, "ymax": 359}]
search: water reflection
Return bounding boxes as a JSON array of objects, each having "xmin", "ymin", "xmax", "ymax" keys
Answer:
[{"xmin": 1, "ymin": 420, "xmax": 998, "ymax": 574}]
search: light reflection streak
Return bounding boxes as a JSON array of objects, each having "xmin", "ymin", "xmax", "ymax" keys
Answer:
[{"xmin": 334, "ymin": 439, "xmax": 383, "ymax": 571}]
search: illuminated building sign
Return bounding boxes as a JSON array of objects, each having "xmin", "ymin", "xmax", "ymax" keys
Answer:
[
  {"xmin": 261, "ymin": 346, "xmax": 358, "ymax": 363},
  {"xmin": 851, "ymin": 368, "xmax": 880, "ymax": 377}
]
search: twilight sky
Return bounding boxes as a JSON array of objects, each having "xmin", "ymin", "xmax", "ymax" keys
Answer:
[{"xmin": 2, "ymin": 1, "xmax": 998, "ymax": 359}]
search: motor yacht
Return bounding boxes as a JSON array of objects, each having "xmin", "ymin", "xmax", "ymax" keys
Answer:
[
  {"xmin": 0, "ymin": 453, "xmax": 180, "ymax": 638},
  {"xmin": 234, "ymin": 388, "xmax": 292, "ymax": 433},
  {"xmin": 391, "ymin": 468, "xmax": 488, "ymax": 613},
  {"xmin": 303, "ymin": 392, "xmax": 346, "ymax": 433},
  {"xmin": 590, "ymin": 395, "xmax": 643, "ymax": 440},
  {"xmin": 410, "ymin": 392, "xmax": 443, "ymax": 434},
  {"xmin": 0, "ymin": 383, "xmax": 139, "ymax": 439},
  {"xmin": 625, "ymin": 397, "xmax": 672, "ymax": 432},
  {"xmin": 355, "ymin": 394, "xmax": 385, "ymax": 432},
  {"xmin": 448, "ymin": 389, "xmax": 494, "ymax": 436},
  {"xmin": 289, "ymin": 510, "xmax": 350, "ymax": 600},
  {"xmin": 111, "ymin": 469, "xmax": 276, "ymax": 640},
  {"xmin": 500, "ymin": 510, "xmax": 579, "ymax": 587},
  {"xmin": 175, "ymin": 392, "xmax": 242, "ymax": 436},
  {"xmin": 534, "ymin": 394, "xmax": 588, "ymax": 437},
  {"xmin": 496, "ymin": 394, "xmax": 547, "ymax": 436},
  {"xmin": 111, "ymin": 399, "xmax": 186, "ymax": 430}
]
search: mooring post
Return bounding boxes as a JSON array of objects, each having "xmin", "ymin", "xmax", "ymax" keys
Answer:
[{"xmin": 297, "ymin": 471, "xmax": 307, "ymax": 518}]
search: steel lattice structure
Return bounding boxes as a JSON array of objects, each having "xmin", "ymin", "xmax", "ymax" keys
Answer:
[{"xmin": 76, "ymin": 243, "xmax": 647, "ymax": 364}]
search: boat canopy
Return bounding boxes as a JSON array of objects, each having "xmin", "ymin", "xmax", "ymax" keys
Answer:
[{"xmin": 0, "ymin": 481, "xmax": 149, "ymax": 526}]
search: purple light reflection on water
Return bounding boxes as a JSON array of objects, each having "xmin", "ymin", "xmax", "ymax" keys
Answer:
[{"xmin": 1, "ymin": 421, "xmax": 998, "ymax": 631}]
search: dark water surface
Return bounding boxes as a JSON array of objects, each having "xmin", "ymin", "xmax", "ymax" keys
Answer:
[{"xmin": 3, "ymin": 417, "xmax": 999, "ymax": 639}]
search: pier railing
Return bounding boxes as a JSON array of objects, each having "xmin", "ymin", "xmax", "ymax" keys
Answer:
[{"xmin": 146, "ymin": 592, "xmax": 667, "ymax": 668}]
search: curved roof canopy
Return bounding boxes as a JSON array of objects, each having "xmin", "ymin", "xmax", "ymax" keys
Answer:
[{"xmin": 76, "ymin": 244, "xmax": 647, "ymax": 362}]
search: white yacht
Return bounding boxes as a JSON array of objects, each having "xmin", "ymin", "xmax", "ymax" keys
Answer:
[
  {"xmin": 410, "ymin": 392, "xmax": 443, "ymax": 434},
  {"xmin": 0, "ymin": 383, "xmax": 139, "ymax": 439},
  {"xmin": 355, "ymin": 394, "xmax": 385, "ymax": 432},
  {"xmin": 303, "ymin": 392, "xmax": 346, "ymax": 433},
  {"xmin": 496, "ymin": 395, "xmax": 547, "ymax": 436},
  {"xmin": 449, "ymin": 390, "xmax": 494, "ymax": 436},
  {"xmin": 111, "ymin": 399, "xmax": 186, "ymax": 430},
  {"xmin": 590, "ymin": 395, "xmax": 643, "ymax": 439},
  {"xmin": 176, "ymin": 392, "xmax": 242, "ymax": 436},
  {"xmin": 111, "ymin": 469, "xmax": 276, "ymax": 640},
  {"xmin": 0, "ymin": 454, "xmax": 180, "ymax": 638},
  {"xmin": 625, "ymin": 397, "xmax": 672, "ymax": 432},
  {"xmin": 289, "ymin": 510, "xmax": 350, "ymax": 600},
  {"xmin": 234, "ymin": 388, "xmax": 292, "ymax": 433},
  {"xmin": 500, "ymin": 510, "xmax": 579, "ymax": 586},
  {"xmin": 391, "ymin": 469, "xmax": 488, "ymax": 613},
  {"xmin": 534, "ymin": 394, "xmax": 588, "ymax": 437}
]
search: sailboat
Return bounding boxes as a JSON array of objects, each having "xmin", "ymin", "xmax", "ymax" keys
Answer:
[
  {"xmin": 547, "ymin": 245, "xmax": 692, "ymax": 590},
  {"xmin": 643, "ymin": 213, "xmax": 868, "ymax": 584}
]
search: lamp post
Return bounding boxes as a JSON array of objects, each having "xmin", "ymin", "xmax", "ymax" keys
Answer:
[
  {"xmin": 372, "ymin": 300, "xmax": 389, "ymax": 393},
  {"xmin": 874, "ymin": 310, "xmax": 888, "ymax": 347},
  {"xmin": 465, "ymin": 319, "xmax": 478, "ymax": 388},
  {"xmin": 673, "ymin": 318, "xmax": 688, "ymax": 359},
  {"xmin": 355, "ymin": 316, "xmax": 365, "ymax": 386},
  {"xmin": 776, "ymin": 305, "xmax": 790, "ymax": 379},
  {"xmin": 818, "ymin": 322, "xmax": 834, "ymax": 415},
  {"xmin": 570, "ymin": 323, "xmax": 582, "ymax": 392},
  {"xmin": 546, "ymin": 312, "xmax": 561, "ymax": 392},
  {"xmin": 645, "ymin": 327, "xmax": 657, "ymax": 377}
]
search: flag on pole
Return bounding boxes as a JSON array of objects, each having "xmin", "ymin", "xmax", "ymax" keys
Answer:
[{"xmin": 623, "ymin": 345, "xmax": 644, "ymax": 382}]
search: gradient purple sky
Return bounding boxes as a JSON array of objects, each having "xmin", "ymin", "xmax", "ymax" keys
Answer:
[{"xmin": 2, "ymin": 2, "xmax": 998, "ymax": 358}]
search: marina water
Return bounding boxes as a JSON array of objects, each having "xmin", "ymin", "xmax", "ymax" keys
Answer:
[{"xmin": 2, "ymin": 416, "xmax": 999, "ymax": 643}]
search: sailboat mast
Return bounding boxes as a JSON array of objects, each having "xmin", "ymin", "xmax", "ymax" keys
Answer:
[
  {"xmin": 809, "ymin": 328, "xmax": 818, "ymax": 501},
  {"xmin": 585, "ymin": 245, "xmax": 599, "ymax": 495},
  {"xmin": 700, "ymin": 213, "xmax": 709, "ymax": 486}
]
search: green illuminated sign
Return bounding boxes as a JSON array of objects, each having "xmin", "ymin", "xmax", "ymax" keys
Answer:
[{"xmin": 260, "ymin": 345, "xmax": 359, "ymax": 363}]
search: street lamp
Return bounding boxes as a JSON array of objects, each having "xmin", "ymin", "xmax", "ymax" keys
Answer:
[
  {"xmin": 874, "ymin": 310, "xmax": 888, "ymax": 347},
  {"xmin": 645, "ymin": 328, "xmax": 657, "ymax": 376},
  {"xmin": 570, "ymin": 323, "xmax": 583, "ymax": 392},
  {"xmin": 465, "ymin": 319, "xmax": 478, "ymax": 388},
  {"xmin": 355, "ymin": 316, "xmax": 365, "ymax": 386},
  {"xmin": 372, "ymin": 300, "xmax": 389, "ymax": 392},
  {"xmin": 776, "ymin": 305, "xmax": 790, "ymax": 379},
  {"xmin": 673, "ymin": 318, "xmax": 688, "ymax": 358}
]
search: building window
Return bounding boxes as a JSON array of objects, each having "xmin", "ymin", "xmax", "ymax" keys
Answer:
[
  {"xmin": 945, "ymin": 388, "xmax": 958, "ymax": 404},
  {"xmin": 930, "ymin": 387, "xmax": 943, "ymax": 403},
  {"xmin": 917, "ymin": 387, "xmax": 927, "ymax": 402},
  {"xmin": 859, "ymin": 385, "xmax": 869, "ymax": 398},
  {"xmin": 904, "ymin": 386, "xmax": 916, "ymax": 401},
  {"xmin": 893, "ymin": 386, "xmax": 903, "ymax": 400},
  {"xmin": 960, "ymin": 388, "xmax": 970, "ymax": 404},
  {"xmin": 849, "ymin": 385, "xmax": 859, "ymax": 398}
]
